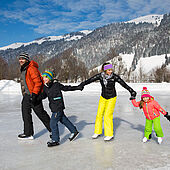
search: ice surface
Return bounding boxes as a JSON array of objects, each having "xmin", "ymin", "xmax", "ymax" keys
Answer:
[{"xmin": 1, "ymin": 81, "xmax": 170, "ymax": 170}]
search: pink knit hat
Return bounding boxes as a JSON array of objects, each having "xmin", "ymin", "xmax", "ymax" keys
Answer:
[{"xmin": 141, "ymin": 87, "xmax": 151, "ymax": 99}]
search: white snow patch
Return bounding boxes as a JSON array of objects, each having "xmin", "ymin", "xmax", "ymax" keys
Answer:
[
  {"xmin": 120, "ymin": 53, "xmax": 134, "ymax": 71},
  {"xmin": 0, "ymin": 36, "xmax": 65, "ymax": 51},
  {"xmin": 0, "ymin": 43, "xmax": 24, "ymax": 50},
  {"xmin": 0, "ymin": 80, "xmax": 21, "ymax": 94},
  {"xmin": 126, "ymin": 14, "xmax": 163, "ymax": 26},
  {"xmin": 65, "ymin": 35, "xmax": 83, "ymax": 41},
  {"xmin": 134, "ymin": 54, "xmax": 170, "ymax": 74},
  {"xmin": 79, "ymin": 30, "xmax": 93, "ymax": 35},
  {"xmin": 47, "ymin": 36, "xmax": 64, "ymax": 41},
  {"xmin": 90, "ymin": 54, "xmax": 134, "ymax": 73}
]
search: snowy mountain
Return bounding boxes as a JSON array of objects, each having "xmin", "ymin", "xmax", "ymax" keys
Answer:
[
  {"xmin": 0, "ymin": 30, "xmax": 92, "ymax": 51},
  {"xmin": 126, "ymin": 14, "xmax": 163, "ymax": 26},
  {"xmin": 90, "ymin": 53, "xmax": 170, "ymax": 80},
  {"xmin": 0, "ymin": 13, "xmax": 169, "ymax": 75}
]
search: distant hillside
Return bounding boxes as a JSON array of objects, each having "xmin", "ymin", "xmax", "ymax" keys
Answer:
[{"xmin": 0, "ymin": 13, "xmax": 170, "ymax": 73}]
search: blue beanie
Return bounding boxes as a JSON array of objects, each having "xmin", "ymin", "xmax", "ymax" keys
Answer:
[{"xmin": 42, "ymin": 71, "xmax": 54, "ymax": 81}]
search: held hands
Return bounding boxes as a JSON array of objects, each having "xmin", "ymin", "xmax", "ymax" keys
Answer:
[
  {"xmin": 164, "ymin": 112, "xmax": 170, "ymax": 122},
  {"xmin": 129, "ymin": 96, "xmax": 136, "ymax": 100},
  {"xmin": 129, "ymin": 91, "xmax": 137, "ymax": 100},
  {"xmin": 129, "ymin": 92, "xmax": 137, "ymax": 100}
]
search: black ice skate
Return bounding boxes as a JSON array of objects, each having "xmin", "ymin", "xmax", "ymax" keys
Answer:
[
  {"xmin": 69, "ymin": 131, "xmax": 79, "ymax": 141},
  {"xmin": 47, "ymin": 140, "xmax": 59, "ymax": 147},
  {"xmin": 18, "ymin": 133, "xmax": 34, "ymax": 140}
]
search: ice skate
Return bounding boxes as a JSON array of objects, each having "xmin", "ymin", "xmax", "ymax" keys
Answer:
[
  {"xmin": 69, "ymin": 131, "xmax": 79, "ymax": 141},
  {"xmin": 157, "ymin": 137, "xmax": 163, "ymax": 144},
  {"xmin": 18, "ymin": 133, "xmax": 34, "ymax": 140},
  {"xmin": 92, "ymin": 134, "xmax": 100, "ymax": 139},
  {"xmin": 47, "ymin": 140, "xmax": 59, "ymax": 147},
  {"xmin": 142, "ymin": 137, "xmax": 148, "ymax": 143},
  {"xmin": 104, "ymin": 136, "xmax": 114, "ymax": 141}
]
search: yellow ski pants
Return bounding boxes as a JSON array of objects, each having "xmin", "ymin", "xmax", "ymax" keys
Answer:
[{"xmin": 94, "ymin": 96, "xmax": 117, "ymax": 137}]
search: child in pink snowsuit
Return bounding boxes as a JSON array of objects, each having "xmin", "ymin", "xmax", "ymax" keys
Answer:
[{"xmin": 131, "ymin": 87, "xmax": 169, "ymax": 144}]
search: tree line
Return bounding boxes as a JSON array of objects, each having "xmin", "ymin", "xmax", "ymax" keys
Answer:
[
  {"xmin": 0, "ymin": 48, "xmax": 88, "ymax": 83},
  {"xmin": 0, "ymin": 47, "xmax": 170, "ymax": 83}
]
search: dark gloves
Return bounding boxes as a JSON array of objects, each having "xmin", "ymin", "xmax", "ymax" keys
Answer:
[
  {"xmin": 129, "ymin": 96, "xmax": 136, "ymax": 100},
  {"xmin": 129, "ymin": 91, "xmax": 137, "ymax": 100},
  {"xmin": 30, "ymin": 93, "xmax": 38, "ymax": 105},
  {"xmin": 131, "ymin": 91, "xmax": 137, "ymax": 97},
  {"xmin": 164, "ymin": 112, "xmax": 170, "ymax": 121}
]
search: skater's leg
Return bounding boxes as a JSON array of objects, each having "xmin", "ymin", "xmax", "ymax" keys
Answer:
[
  {"xmin": 104, "ymin": 97, "xmax": 116, "ymax": 137},
  {"xmin": 50, "ymin": 112, "xmax": 63, "ymax": 142},
  {"xmin": 153, "ymin": 116, "xmax": 164, "ymax": 137},
  {"xmin": 144, "ymin": 119, "xmax": 153, "ymax": 139},
  {"xmin": 33, "ymin": 101, "xmax": 51, "ymax": 132},
  {"xmin": 21, "ymin": 94, "xmax": 33, "ymax": 136},
  {"xmin": 60, "ymin": 110, "xmax": 77, "ymax": 133},
  {"xmin": 94, "ymin": 96, "xmax": 106, "ymax": 135}
]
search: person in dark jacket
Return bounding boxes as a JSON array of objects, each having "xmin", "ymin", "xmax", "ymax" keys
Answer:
[
  {"xmin": 80, "ymin": 62, "xmax": 137, "ymax": 141},
  {"xmin": 18, "ymin": 53, "xmax": 51, "ymax": 140},
  {"xmin": 39, "ymin": 71, "xmax": 83, "ymax": 147}
]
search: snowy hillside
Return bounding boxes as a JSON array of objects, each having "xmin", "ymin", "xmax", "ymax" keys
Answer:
[
  {"xmin": 126, "ymin": 14, "xmax": 163, "ymax": 26},
  {"xmin": 134, "ymin": 54, "xmax": 170, "ymax": 74},
  {"xmin": 0, "ymin": 30, "xmax": 92, "ymax": 51},
  {"xmin": 90, "ymin": 53, "xmax": 170, "ymax": 76}
]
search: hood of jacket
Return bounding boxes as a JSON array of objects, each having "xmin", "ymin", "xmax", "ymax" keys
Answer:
[{"xmin": 28, "ymin": 60, "xmax": 39, "ymax": 69}]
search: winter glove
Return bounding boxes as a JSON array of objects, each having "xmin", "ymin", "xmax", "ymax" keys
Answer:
[
  {"xmin": 164, "ymin": 112, "xmax": 170, "ymax": 122},
  {"xmin": 129, "ymin": 96, "xmax": 136, "ymax": 100},
  {"xmin": 129, "ymin": 91, "xmax": 137, "ymax": 100},
  {"xmin": 30, "ymin": 93, "xmax": 38, "ymax": 105},
  {"xmin": 131, "ymin": 91, "xmax": 137, "ymax": 97}
]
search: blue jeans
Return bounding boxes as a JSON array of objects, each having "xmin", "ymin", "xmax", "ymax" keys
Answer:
[{"xmin": 50, "ymin": 110, "xmax": 77, "ymax": 142}]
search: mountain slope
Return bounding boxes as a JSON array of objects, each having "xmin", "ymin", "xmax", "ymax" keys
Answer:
[
  {"xmin": 0, "ymin": 14, "xmax": 169, "ymax": 72},
  {"xmin": 126, "ymin": 14, "xmax": 163, "ymax": 26}
]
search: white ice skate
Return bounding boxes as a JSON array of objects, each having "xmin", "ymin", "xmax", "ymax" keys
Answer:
[
  {"xmin": 157, "ymin": 137, "xmax": 163, "ymax": 144},
  {"xmin": 142, "ymin": 137, "xmax": 148, "ymax": 143},
  {"xmin": 92, "ymin": 134, "xmax": 100, "ymax": 139},
  {"xmin": 104, "ymin": 136, "xmax": 114, "ymax": 141}
]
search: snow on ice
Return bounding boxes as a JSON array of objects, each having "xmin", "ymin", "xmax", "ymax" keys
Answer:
[{"xmin": 1, "ymin": 80, "xmax": 170, "ymax": 170}]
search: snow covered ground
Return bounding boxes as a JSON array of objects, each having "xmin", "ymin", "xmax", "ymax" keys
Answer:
[
  {"xmin": 1, "ymin": 80, "xmax": 170, "ymax": 170},
  {"xmin": 126, "ymin": 14, "xmax": 163, "ymax": 26}
]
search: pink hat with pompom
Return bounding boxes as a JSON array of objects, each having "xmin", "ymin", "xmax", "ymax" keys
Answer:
[{"xmin": 141, "ymin": 87, "xmax": 151, "ymax": 99}]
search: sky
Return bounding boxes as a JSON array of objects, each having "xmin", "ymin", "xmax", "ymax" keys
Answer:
[{"xmin": 0, "ymin": 0, "xmax": 169, "ymax": 47}]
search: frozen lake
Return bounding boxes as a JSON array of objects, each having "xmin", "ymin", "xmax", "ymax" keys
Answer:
[{"xmin": 1, "ymin": 81, "xmax": 170, "ymax": 170}]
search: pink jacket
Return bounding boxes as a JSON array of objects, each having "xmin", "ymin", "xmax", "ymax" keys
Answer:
[{"xmin": 131, "ymin": 98, "xmax": 166, "ymax": 120}]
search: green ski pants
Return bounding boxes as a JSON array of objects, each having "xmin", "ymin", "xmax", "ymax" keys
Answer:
[{"xmin": 144, "ymin": 116, "xmax": 163, "ymax": 139}]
